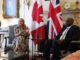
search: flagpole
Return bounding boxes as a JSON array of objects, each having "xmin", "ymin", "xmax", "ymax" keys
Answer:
[
  {"xmin": 24, "ymin": 0, "xmax": 30, "ymax": 60},
  {"xmin": 31, "ymin": 40, "xmax": 34, "ymax": 60},
  {"xmin": 35, "ymin": 44, "xmax": 38, "ymax": 55}
]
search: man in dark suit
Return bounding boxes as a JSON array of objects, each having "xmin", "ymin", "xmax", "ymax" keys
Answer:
[
  {"xmin": 43, "ymin": 18, "xmax": 80, "ymax": 60},
  {"xmin": 52, "ymin": 18, "xmax": 80, "ymax": 60}
]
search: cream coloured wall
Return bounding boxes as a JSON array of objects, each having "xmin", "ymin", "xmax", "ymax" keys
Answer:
[
  {"xmin": 0, "ymin": 0, "xmax": 10, "ymax": 28},
  {"xmin": 0, "ymin": 0, "xmax": 80, "ymax": 28},
  {"xmin": 0, "ymin": 0, "xmax": 29, "ymax": 28},
  {"xmin": 0, "ymin": 0, "xmax": 21, "ymax": 28}
]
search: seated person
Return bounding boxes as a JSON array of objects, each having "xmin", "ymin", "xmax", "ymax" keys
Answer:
[
  {"xmin": 52, "ymin": 18, "xmax": 80, "ymax": 60},
  {"xmin": 13, "ymin": 18, "xmax": 30, "ymax": 60}
]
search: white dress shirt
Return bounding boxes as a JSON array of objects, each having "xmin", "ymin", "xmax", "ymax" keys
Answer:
[{"xmin": 59, "ymin": 26, "xmax": 72, "ymax": 40}]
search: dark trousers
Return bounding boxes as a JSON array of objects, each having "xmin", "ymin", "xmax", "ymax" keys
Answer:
[
  {"xmin": 43, "ymin": 40, "xmax": 70, "ymax": 60},
  {"xmin": 52, "ymin": 41, "xmax": 71, "ymax": 60},
  {"xmin": 38, "ymin": 40, "xmax": 45, "ymax": 52},
  {"xmin": 52, "ymin": 42, "xmax": 62, "ymax": 60},
  {"xmin": 43, "ymin": 40, "xmax": 53, "ymax": 60}
]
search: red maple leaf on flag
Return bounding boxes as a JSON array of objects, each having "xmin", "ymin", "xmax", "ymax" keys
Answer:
[
  {"xmin": 32, "ymin": 1, "xmax": 43, "ymax": 24},
  {"xmin": 31, "ymin": 0, "xmax": 46, "ymax": 44}
]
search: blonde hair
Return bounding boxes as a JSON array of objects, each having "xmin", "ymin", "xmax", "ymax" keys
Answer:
[{"xmin": 19, "ymin": 18, "xmax": 26, "ymax": 29}]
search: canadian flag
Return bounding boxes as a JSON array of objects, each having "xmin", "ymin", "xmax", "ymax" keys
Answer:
[{"xmin": 31, "ymin": 0, "xmax": 45, "ymax": 44}]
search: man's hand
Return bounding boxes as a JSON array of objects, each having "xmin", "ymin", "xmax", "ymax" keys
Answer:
[{"xmin": 58, "ymin": 39, "xmax": 64, "ymax": 44}]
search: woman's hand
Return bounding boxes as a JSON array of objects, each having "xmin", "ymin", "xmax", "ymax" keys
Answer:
[
  {"xmin": 14, "ymin": 45, "xmax": 20, "ymax": 53},
  {"xmin": 26, "ymin": 29, "xmax": 30, "ymax": 36},
  {"xmin": 14, "ymin": 47, "xmax": 18, "ymax": 53}
]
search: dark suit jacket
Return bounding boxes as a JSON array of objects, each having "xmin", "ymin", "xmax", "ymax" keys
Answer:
[{"xmin": 57, "ymin": 25, "xmax": 80, "ymax": 46}]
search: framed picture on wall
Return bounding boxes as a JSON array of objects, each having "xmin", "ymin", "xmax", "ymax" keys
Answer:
[{"xmin": 3, "ymin": 0, "xmax": 19, "ymax": 18}]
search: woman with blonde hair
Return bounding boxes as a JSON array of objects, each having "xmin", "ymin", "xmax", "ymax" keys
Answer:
[{"xmin": 14, "ymin": 18, "xmax": 30, "ymax": 58}]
